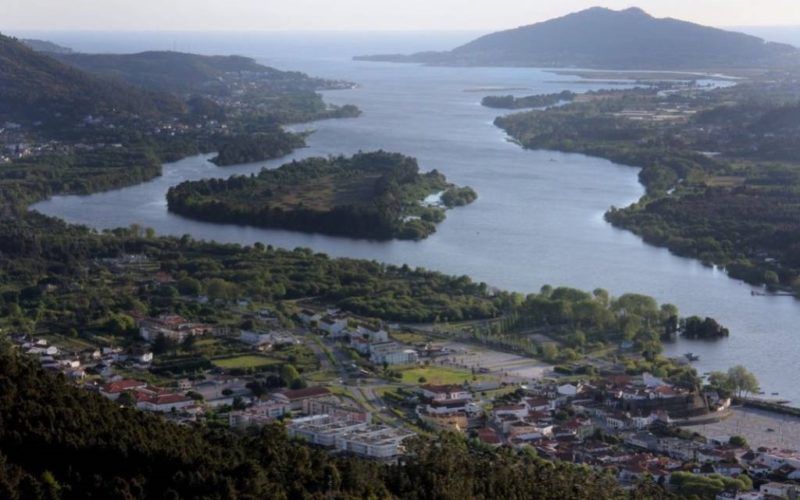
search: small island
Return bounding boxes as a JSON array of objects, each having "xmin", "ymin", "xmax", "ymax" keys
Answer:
[
  {"xmin": 481, "ymin": 91, "xmax": 576, "ymax": 110},
  {"xmin": 681, "ymin": 316, "xmax": 730, "ymax": 340},
  {"xmin": 167, "ymin": 151, "xmax": 477, "ymax": 240}
]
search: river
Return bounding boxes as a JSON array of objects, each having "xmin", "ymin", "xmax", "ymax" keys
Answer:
[{"xmin": 27, "ymin": 31, "xmax": 800, "ymax": 405}]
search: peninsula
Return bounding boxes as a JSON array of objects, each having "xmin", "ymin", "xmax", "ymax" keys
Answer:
[{"xmin": 166, "ymin": 151, "xmax": 477, "ymax": 240}]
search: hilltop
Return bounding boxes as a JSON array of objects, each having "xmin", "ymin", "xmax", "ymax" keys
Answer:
[{"xmin": 357, "ymin": 7, "xmax": 798, "ymax": 70}]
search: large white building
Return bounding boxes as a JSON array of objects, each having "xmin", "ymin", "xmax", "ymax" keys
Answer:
[{"xmin": 288, "ymin": 414, "xmax": 414, "ymax": 460}]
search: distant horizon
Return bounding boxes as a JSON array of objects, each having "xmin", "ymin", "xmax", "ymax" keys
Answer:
[
  {"xmin": 3, "ymin": 2, "xmax": 800, "ymax": 32},
  {"xmin": 7, "ymin": 24, "xmax": 800, "ymax": 33},
  {"xmin": 6, "ymin": 24, "xmax": 800, "ymax": 52}
]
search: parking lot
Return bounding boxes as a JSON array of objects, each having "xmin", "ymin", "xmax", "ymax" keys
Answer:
[{"xmin": 435, "ymin": 341, "xmax": 554, "ymax": 381}]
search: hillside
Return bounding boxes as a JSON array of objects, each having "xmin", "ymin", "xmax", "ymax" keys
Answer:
[
  {"xmin": 53, "ymin": 50, "xmax": 347, "ymax": 94},
  {"xmin": 357, "ymin": 7, "xmax": 798, "ymax": 70},
  {"xmin": 0, "ymin": 34, "xmax": 184, "ymax": 124}
]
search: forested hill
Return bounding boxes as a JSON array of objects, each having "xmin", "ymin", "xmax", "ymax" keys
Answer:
[
  {"xmin": 357, "ymin": 7, "xmax": 798, "ymax": 70},
  {"xmin": 52, "ymin": 50, "xmax": 345, "ymax": 94},
  {"xmin": 0, "ymin": 343, "xmax": 654, "ymax": 499},
  {"xmin": 0, "ymin": 34, "xmax": 185, "ymax": 124}
]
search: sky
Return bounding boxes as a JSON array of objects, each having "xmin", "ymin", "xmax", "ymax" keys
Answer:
[{"xmin": 2, "ymin": 0, "xmax": 800, "ymax": 32}]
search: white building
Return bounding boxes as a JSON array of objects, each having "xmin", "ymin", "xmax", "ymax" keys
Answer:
[
  {"xmin": 230, "ymin": 401, "xmax": 290, "ymax": 428},
  {"xmin": 419, "ymin": 384, "xmax": 471, "ymax": 402},
  {"xmin": 369, "ymin": 342, "xmax": 418, "ymax": 365},
  {"xmin": 354, "ymin": 326, "xmax": 389, "ymax": 343},
  {"xmin": 288, "ymin": 414, "xmax": 414, "ymax": 460},
  {"xmin": 318, "ymin": 316, "xmax": 348, "ymax": 336}
]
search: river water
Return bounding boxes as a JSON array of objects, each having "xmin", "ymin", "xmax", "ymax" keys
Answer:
[{"xmin": 28, "ymin": 32, "xmax": 800, "ymax": 404}]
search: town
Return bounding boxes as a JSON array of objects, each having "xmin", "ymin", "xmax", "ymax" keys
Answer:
[{"xmin": 7, "ymin": 251, "xmax": 800, "ymax": 499}]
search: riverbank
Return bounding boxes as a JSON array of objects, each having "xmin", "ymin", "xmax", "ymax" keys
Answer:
[{"xmin": 495, "ymin": 80, "xmax": 800, "ymax": 299}]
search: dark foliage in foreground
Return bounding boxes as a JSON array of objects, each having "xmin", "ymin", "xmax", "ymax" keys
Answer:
[{"xmin": 0, "ymin": 345, "xmax": 668, "ymax": 499}]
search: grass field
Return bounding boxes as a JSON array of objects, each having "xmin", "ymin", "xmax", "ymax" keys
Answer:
[
  {"xmin": 390, "ymin": 331, "xmax": 429, "ymax": 345},
  {"xmin": 399, "ymin": 365, "xmax": 487, "ymax": 386},
  {"xmin": 211, "ymin": 355, "xmax": 279, "ymax": 370}
]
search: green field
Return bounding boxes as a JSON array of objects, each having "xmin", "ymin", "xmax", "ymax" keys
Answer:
[
  {"xmin": 400, "ymin": 365, "xmax": 488, "ymax": 386},
  {"xmin": 211, "ymin": 355, "xmax": 279, "ymax": 370}
]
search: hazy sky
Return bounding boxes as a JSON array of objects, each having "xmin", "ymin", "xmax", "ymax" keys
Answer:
[{"xmin": 3, "ymin": 0, "xmax": 800, "ymax": 32}]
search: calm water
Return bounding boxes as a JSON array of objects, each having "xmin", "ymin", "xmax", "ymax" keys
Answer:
[{"xmin": 27, "ymin": 32, "xmax": 800, "ymax": 404}]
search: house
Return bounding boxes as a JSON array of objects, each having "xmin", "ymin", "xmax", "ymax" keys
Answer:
[
  {"xmin": 134, "ymin": 389, "xmax": 194, "ymax": 413},
  {"xmin": 476, "ymin": 428, "xmax": 502, "ymax": 447},
  {"xmin": 318, "ymin": 316, "xmax": 348, "ymax": 336},
  {"xmin": 753, "ymin": 449, "xmax": 800, "ymax": 471},
  {"xmin": 239, "ymin": 330, "xmax": 274, "ymax": 348},
  {"xmin": 230, "ymin": 400, "xmax": 291, "ymax": 428},
  {"xmin": 297, "ymin": 309, "xmax": 321, "ymax": 325},
  {"xmin": 760, "ymin": 482, "xmax": 798, "ymax": 499},
  {"xmin": 272, "ymin": 386, "xmax": 332, "ymax": 410},
  {"xmin": 138, "ymin": 314, "xmax": 208, "ymax": 343},
  {"xmin": 525, "ymin": 396, "xmax": 553, "ymax": 412},
  {"xmin": 100, "ymin": 379, "xmax": 147, "ymax": 399},
  {"xmin": 493, "ymin": 403, "xmax": 529, "ymax": 420},
  {"xmin": 557, "ymin": 383, "xmax": 579, "ymax": 397},
  {"xmin": 419, "ymin": 384, "xmax": 471, "ymax": 401}
]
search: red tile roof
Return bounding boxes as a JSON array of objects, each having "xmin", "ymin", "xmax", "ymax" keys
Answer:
[{"xmin": 102, "ymin": 379, "xmax": 146, "ymax": 394}]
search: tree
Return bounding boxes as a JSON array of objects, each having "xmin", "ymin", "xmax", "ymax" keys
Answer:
[
  {"xmin": 541, "ymin": 343, "xmax": 559, "ymax": 362},
  {"xmin": 176, "ymin": 277, "xmax": 201, "ymax": 296},
  {"xmin": 181, "ymin": 334, "xmax": 196, "ymax": 352},
  {"xmin": 727, "ymin": 365, "xmax": 759, "ymax": 398},
  {"xmin": 152, "ymin": 332, "xmax": 171, "ymax": 355},
  {"xmin": 280, "ymin": 364, "xmax": 302, "ymax": 387},
  {"xmin": 729, "ymin": 435, "xmax": 748, "ymax": 448},
  {"xmin": 116, "ymin": 391, "xmax": 136, "ymax": 408},
  {"xmin": 206, "ymin": 278, "xmax": 237, "ymax": 302}
]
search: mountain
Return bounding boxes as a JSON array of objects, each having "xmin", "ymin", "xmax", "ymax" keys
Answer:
[
  {"xmin": 52, "ymin": 51, "xmax": 342, "ymax": 94},
  {"xmin": 0, "ymin": 34, "xmax": 184, "ymax": 124},
  {"xmin": 21, "ymin": 38, "xmax": 74, "ymax": 54},
  {"xmin": 357, "ymin": 7, "xmax": 799, "ymax": 70}
]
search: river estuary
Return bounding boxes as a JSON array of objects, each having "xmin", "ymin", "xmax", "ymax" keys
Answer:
[{"xmin": 29, "ymin": 32, "xmax": 800, "ymax": 404}]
